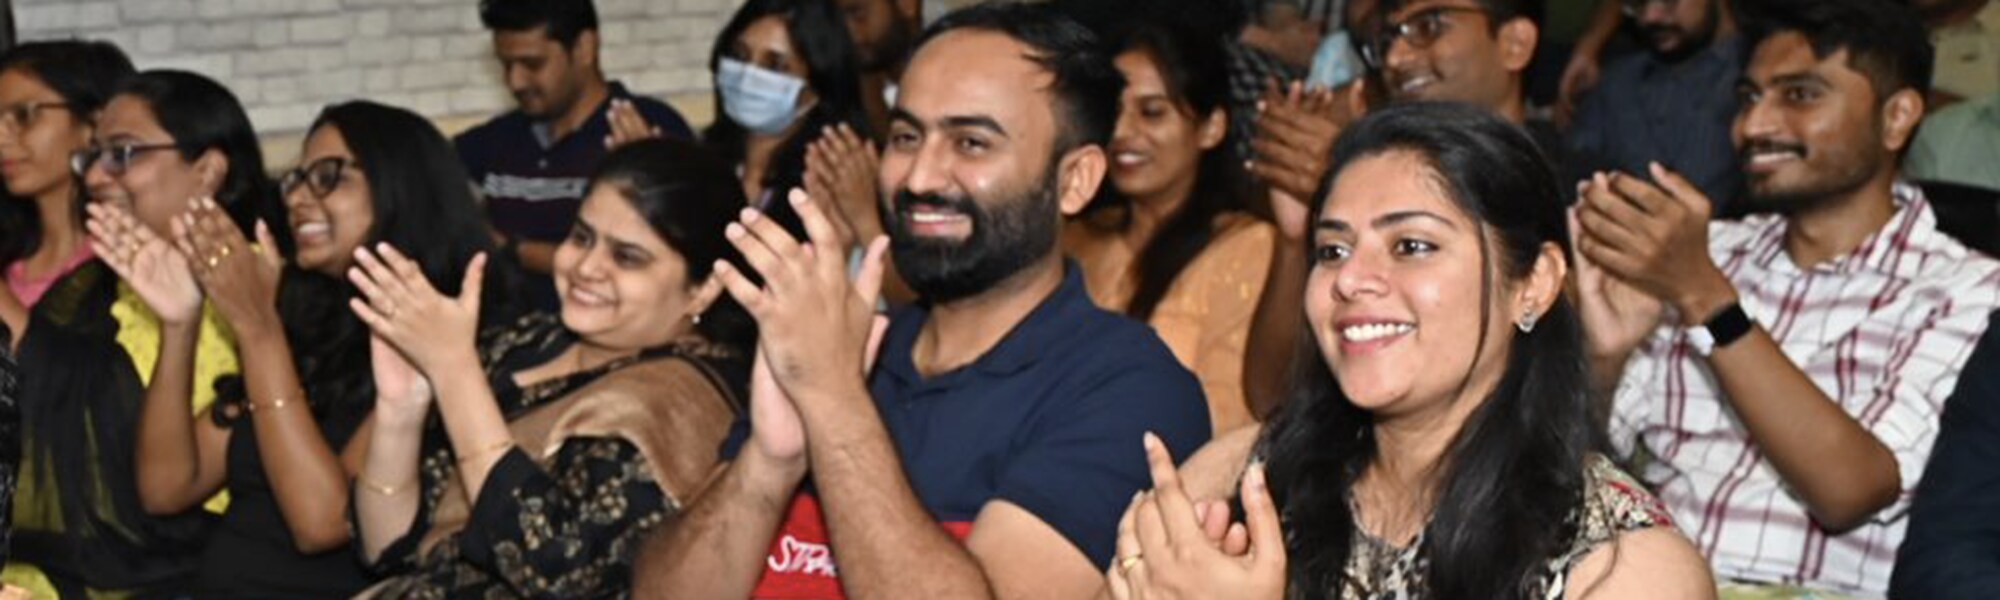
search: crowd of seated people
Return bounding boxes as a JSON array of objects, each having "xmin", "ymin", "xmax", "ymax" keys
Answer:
[{"xmin": 0, "ymin": 0, "xmax": 1995, "ymax": 597}]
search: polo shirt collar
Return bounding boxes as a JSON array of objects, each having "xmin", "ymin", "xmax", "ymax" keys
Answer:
[
  {"xmin": 529, "ymin": 80, "xmax": 638, "ymax": 149},
  {"xmin": 880, "ymin": 260, "xmax": 1094, "ymax": 385}
]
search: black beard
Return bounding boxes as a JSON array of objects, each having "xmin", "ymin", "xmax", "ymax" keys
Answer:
[
  {"xmin": 882, "ymin": 168, "xmax": 1061, "ymax": 304},
  {"xmin": 1739, "ymin": 140, "xmax": 1877, "ymax": 217}
]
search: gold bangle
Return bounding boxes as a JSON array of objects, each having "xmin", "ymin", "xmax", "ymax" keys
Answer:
[
  {"xmin": 358, "ymin": 474, "xmax": 412, "ymax": 496},
  {"xmin": 455, "ymin": 439, "xmax": 515, "ymax": 465}
]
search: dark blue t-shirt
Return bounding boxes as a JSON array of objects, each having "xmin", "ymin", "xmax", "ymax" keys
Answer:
[
  {"xmin": 455, "ymin": 82, "xmax": 692, "ymax": 309},
  {"xmin": 723, "ymin": 264, "xmax": 1211, "ymax": 597}
]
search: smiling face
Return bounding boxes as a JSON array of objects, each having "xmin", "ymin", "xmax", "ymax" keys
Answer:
[
  {"xmin": 284, "ymin": 124, "xmax": 374, "ymax": 276},
  {"xmin": 1305, "ymin": 150, "xmax": 1526, "ymax": 417},
  {"xmin": 1374, "ymin": 0, "xmax": 1533, "ymax": 111},
  {"xmin": 554, "ymin": 187, "xmax": 707, "ymax": 350},
  {"xmin": 1732, "ymin": 32, "xmax": 1911, "ymax": 215},
  {"xmin": 84, "ymin": 95, "xmax": 223, "ymax": 236},
  {"xmin": 878, "ymin": 29, "xmax": 1099, "ymax": 302},
  {"xmin": 0, "ymin": 69, "xmax": 91, "ymax": 202},
  {"xmin": 1106, "ymin": 49, "xmax": 1225, "ymax": 203}
]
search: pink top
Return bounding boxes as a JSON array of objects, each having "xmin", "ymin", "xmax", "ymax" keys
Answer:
[{"xmin": 6, "ymin": 244, "xmax": 96, "ymax": 307}]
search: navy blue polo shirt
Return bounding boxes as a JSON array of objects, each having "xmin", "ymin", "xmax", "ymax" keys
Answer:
[
  {"xmin": 455, "ymin": 81, "xmax": 692, "ymax": 309},
  {"xmin": 724, "ymin": 263, "xmax": 1211, "ymax": 598}
]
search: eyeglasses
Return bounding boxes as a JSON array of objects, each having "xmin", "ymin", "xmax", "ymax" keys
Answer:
[
  {"xmin": 1621, "ymin": 0, "xmax": 1681, "ymax": 17},
  {"xmin": 1359, "ymin": 6, "xmax": 1490, "ymax": 69},
  {"xmin": 0, "ymin": 101, "xmax": 71, "ymax": 132},
  {"xmin": 280, "ymin": 156, "xmax": 360, "ymax": 199},
  {"xmin": 70, "ymin": 142, "xmax": 180, "ymax": 177}
]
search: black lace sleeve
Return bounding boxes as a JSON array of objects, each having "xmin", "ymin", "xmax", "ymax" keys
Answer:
[
  {"xmin": 0, "ymin": 325, "xmax": 19, "ymax": 564},
  {"xmin": 454, "ymin": 438, "xmax": 668, "ymax": 598}
]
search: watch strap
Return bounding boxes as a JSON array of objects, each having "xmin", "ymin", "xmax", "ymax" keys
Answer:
[{"xmin": 1704, "ymin": 302, "xmax": 1753, "ymax": 351}]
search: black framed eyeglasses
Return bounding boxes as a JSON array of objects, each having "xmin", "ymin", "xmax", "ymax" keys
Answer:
[
  {"xmin": 0, "ymin": 101, "xmax": 70, "ymax": 132},
  {"xmin": 280, "ymin": 156, "xmax": 361, "ymax": 199},
  {"xmin": 70, "ymin": 143, "xmax": 180, "ymax": 177},
  {"xmin": 1359, "ymin": 5, "xmax": 1490, "ymax": 69},
  {"xmin": 1621, "ymin": 0, "xmax": 1680, "ymax": 17}
]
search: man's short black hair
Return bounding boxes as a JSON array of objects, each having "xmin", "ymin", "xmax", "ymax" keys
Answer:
[
  {"xmin": 1740, "ymin": 0, "xmax": 1933, "ymax": 101},
  {"xmin": 917, "ymin": 2, "xmax": 1124, "ymax": 154},
  {"xmin": 479, "ymin": 0, "xmax": 599, "ymax": 48},
  {"xmin": 1376, "ymin": 0, "xmax": 1541, "ymax": 29}
]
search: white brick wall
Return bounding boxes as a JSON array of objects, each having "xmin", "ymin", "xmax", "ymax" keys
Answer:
[{"xmin": 15, "ymin": 0, "xmax": 738, "ymax": 138}]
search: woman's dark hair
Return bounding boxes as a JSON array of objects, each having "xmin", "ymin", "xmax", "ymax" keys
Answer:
[
  {"xmin": 0, "ymin": 40, "xmax": 135, "ymax": 268},
  {"xmin": 113, "ymin": 70, "xmax": 275, "ymax": 231},
  {"xmin": 1257, "ymin": 102, "xmax": 1597, "ymax": 599},
  {"xmin": 703, "ymin": 0, "xmax": 874, "ymax": 216},
  {"xmin": 1086, "ymin": 21, "xmax": 1252, "ymax": 321},
  {"xmin": 216, "ymin": 101, "xmax": 515, "ymax": 423},
  {"xmin": 587, "ymin": 137, "xmax": 758, "ymax": 358}
]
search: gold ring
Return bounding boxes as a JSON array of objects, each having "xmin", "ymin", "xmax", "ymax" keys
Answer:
[
  {"xmin": 1118, "ymin": 555, "xmax": 1143, "ymax": 573},
  {"xmin": 217, "ymin": 245, "xmax": 232, "ymax": 258},
  {"xmin": 206, "ymin": 254, "xmax": 221, "ymax": 268}
]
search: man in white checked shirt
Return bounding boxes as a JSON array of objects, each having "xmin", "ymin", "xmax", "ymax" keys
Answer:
[{"xmin": 1570, "ymin": 0, "xmax": 2000, "ymax": 595}]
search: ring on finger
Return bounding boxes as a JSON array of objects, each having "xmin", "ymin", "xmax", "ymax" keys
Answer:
[
  {"xmin": 1118, "ymin": 555, "xmax": 1144, "ymax": 573},
  {"xmin": 206, "ymin": 254, "xmax": 222, "ymax": 269}
]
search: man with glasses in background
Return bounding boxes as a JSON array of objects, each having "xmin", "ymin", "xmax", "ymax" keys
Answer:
[
  {"xmin": 1567, "ymin": 0, "xmax": 1745, "ymax": 214},
  {"xmin": 1359, "ymin": 0, "xmax": 1554, "ymax": 150}
]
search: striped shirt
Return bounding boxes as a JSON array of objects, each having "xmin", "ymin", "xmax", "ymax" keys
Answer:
[{"xmin": 1609, "ymin": 183, "xmax": 2000, "ymax": 596}]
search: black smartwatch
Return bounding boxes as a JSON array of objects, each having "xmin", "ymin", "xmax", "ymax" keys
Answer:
[{"xmin": 1686, "ymin": 301, "xmax": 1753, "ymax": 357}]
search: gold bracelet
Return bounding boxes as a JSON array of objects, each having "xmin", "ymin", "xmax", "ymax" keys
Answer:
[
  {"xmin": 246, "ymin": 395, "xmax": 301, "ymax": 413},
  {"xmin": 455, "ymin": 439, "xmax": 516, "ymax": 465},
  {"xmin": 357, "ymin": 474, "xmax": 412, "ymax": 496}
]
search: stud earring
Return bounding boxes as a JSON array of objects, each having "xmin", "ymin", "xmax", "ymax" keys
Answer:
[{"xmin": 1516, "ymin": 310, "xmax": 1539, "ymax": 333}]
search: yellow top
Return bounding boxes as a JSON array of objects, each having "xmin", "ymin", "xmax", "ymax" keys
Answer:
[
  {"xmin": 1064, "ymin": 211, "xmax": 1276, "ymax": 434},
  {"xmin": 3, "ymin": 283, "xmax": 239, "ymax": 599}
]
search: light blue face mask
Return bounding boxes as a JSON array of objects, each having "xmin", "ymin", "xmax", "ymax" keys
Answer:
[
  {"xmin": 1307, "ymin": 30, "xmax": 1365, "ymax": 89},
  {"xmin": 718, "ymin": 57, "xmax": 808, "ymax": 135}
]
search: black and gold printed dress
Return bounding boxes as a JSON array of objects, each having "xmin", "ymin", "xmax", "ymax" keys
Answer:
[{"xmin": 359, "ymin": 314, "xmax": 745, "ymax": 598}]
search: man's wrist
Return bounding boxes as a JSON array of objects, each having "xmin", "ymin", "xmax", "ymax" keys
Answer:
[
  {"xmin": 1673, "ymin": 269, "xmax": 1739, "ymax": 326},
  {"xmin": 739, "ymin": 443, "xmax": 808, "ymax": 499}
]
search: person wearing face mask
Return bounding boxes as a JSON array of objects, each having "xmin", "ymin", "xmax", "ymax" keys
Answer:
[
  {"xmin": 458, "ymin": 0, "xmax": 695, "ymax": 313},
  {"xmin": 5, "ymin": 67, "xmax": 263, "ymax": 599},
  {"xmin": 704, "ymin": 0, "xmax": 875, "ymax": 224},
  {"xmin": 348, "ymin": 138, "xmax": 751, "ymax": 598},
  {"xmin": 1064, "ymin": 22, "xmax": 1276, "ymax": 435},
  {"xmin": 98, "ymin": 100, "xmax": 519, "ymax": 599}
]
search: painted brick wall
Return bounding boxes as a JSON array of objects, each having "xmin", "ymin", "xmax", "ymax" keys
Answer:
[{"xmin": 14, "ymin": 0, "xmax": 737, "ymax": 138}]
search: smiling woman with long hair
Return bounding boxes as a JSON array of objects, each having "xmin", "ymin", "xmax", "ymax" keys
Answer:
[
  {"xmin": 1102, "ymin": 103, "xmax": 1715, "ymax": 600},
  {"xmin": 95, "ymin": 99, "xmax": 512, "ymax": 598}
]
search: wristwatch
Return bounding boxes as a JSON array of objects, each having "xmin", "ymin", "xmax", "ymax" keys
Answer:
[{"xmin": 1686, "ymin": 301, "xmax": 1753, "ymax": 357}]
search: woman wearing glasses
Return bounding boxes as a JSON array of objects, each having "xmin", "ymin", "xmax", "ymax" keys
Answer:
[
  {"xmin": 0, "ymin": 50, "xmax": 236, "ymax": 599},
  {"xmin": 97, "ymin": 100, "xmax": 515, "ymax": 598}
]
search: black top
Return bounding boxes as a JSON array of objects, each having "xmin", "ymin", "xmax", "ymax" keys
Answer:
[
  {"xmin": 194, "ymin": 399, "xmax": 373, "ymax": 598},
  {"xmin": 10, "ymin": 262, "xmax": 213, "ymax": 597},
  {"xmin": 363, "ymin": 314, "xmax": 743, "ymax": 598},
  {"xmin": 0, "ymin": 323, "xmax": 19, "ymax": 565},
  {"xmin": 1891, "ymin": 309, "xmax": 2000, "ymax": 598}
]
